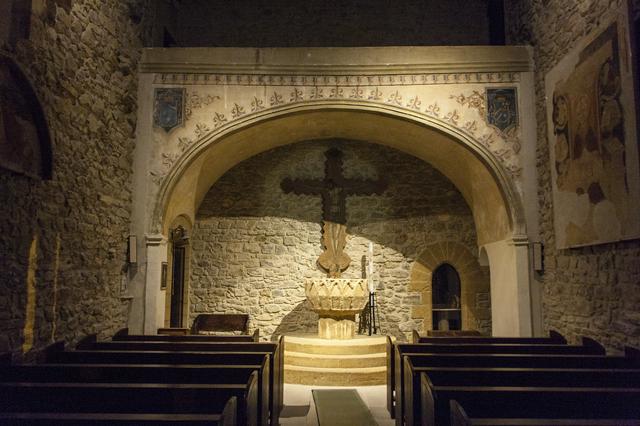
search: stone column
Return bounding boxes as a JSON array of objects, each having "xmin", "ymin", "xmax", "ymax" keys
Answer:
[
  {"xmin": 483, "ymin": 235, "xmax": 533, "ymax": 337},
  {"xmin": 144, "ymin": 233, "xmax": 167, "ymax": 334}
]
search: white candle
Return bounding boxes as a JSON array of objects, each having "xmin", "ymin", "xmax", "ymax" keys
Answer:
[{"xmin": 367, "ymin": 242, "xmax": 375, "ymax": 293}]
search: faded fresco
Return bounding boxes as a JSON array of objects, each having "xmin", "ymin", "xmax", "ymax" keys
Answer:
[{"xmin": 546, "ymin": 12, "xmax": 640, "ymax": 249}]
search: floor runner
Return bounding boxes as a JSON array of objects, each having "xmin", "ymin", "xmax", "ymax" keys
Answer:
[{"xmin": 312, "ymin": 389, "xmax": 378, "ymax": 426}]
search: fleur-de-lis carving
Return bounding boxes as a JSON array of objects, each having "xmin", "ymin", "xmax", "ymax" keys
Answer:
[
  {"xmin": 213, "ymin": 112, "xmax": 227, "ymax": 128},
  {"xmin": 349, "ymin": 87, "xmax": 364, "ymax": 99},
  {"xmin": 425, "ymin": 102, "xmax": 440, "ymax": 117},
  {"xmin": 270, "ymin": 92, "xmax": 284, "ymax": 106},
  {"xmin": 310, "ymin": 87, "xmax": 324, "ymax": 99},
  {"xmin": 251, "ymin": 96, "xmax": 265, "ymax": 112},
  {"xmin": 477, "ymin": 133, "xmax": 495, "ymax": 147},
  {"xmin": 161, "ymin": 152, "xmax": 179, "ymax": 168},
  {"xmin": 387, "ymin": 90, "xmax": 402, "ymax": 106},
  {"xmin": 290, "ymin": 88, "xmax": 304, "ymax": 102},
  {"xmin": 194, "ymin": 123, "xmax": 210, "ymax": 138},
  {"xmin": 463, "ymin": 121, "xmax": 478, "ymax": 133},
  {"xmin": 444, "ymin": 110, "xmax": 460, "ymax": 125},
  {"xmin": 329, "ymin": 87, "xmax": 344, "ymax": 98},
  {"xmin": 407, "ymin": 96, "xmax": 421, "ymax": 110},
  {"xmin": 149, "ymin": 170, "xmax": 165, "ymax": 185},
  {"xmin": 178, "ymin": 137, "xmax": 193, "ymax": 152},
  {"xmin": 368, "ymin": 87, "xmax": 383, "ymax": 100},
  {"xmin": 231, "ymin": 103, "xmax": 246, "ymax": 119}
]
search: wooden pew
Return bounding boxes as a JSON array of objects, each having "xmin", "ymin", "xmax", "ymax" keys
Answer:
[
  {"xmin": 45, "ymin": 342, "xmax": 281, "ymax": 426},
  {"xmin": 0, "ymin": 372, "xmax": 258, "ymax": 426},
  {"xmin": 419, "ymin": 374, "xmax": 640, "ymax": 426},
  {"xmin": 404, "ymin": 364, "xmax": 640, "ymax": 426},
  {"xmin": 0, "ymin": 397, "xmax": 236, "ymax": 425},
  {"xmin": 0, "ymin": 362, "xmax": 269, "ymax": 426},
  {"xmin": 75, "ymin": 335, "xmax": 284, "ymax": 425},
  {"xmin": 395, "ymin": 351, "xmax": 639, "ymax": 426},
  {"xmin": 114, "ymin": 328, "xmax": 259, "ymax": 342},
  {"xmin": 389, "ymin": 337, "xmax": 604, "ymax": 420},
  {"xmin": 387, "ymin": 332, "xmax": 568, "ymax": 416},
  {"xmin": 450, "ymin": 399, "xmax": 640, "ymax": 426},
  {"xmin": 411, "ymin": 330, "xmax": 567, "ymax": 344}
]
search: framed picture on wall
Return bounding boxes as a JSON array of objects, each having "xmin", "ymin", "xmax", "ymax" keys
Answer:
[{"xmin": 545, "ymin": 1, "xmax": 640, "ymax": 249}]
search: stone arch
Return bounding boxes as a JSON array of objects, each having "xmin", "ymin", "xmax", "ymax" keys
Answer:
[
  {"xmin": 137, "ymin": 102, "xmax": 533, "ymax": 336},
  {"xmin": 153, "ymin": 102, "xmax": 525, "ymax": 247},
  {"xmin": 409, "ymin": 241, "xmax": 491, "ymax": 333}
]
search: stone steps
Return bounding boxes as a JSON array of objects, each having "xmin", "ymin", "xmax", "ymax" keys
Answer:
[
  {"xmin": 283, "ymin": 334, "xmax": 388, "ymax": 386},
  {"xmin": 285, "ymin": 350, "xmax": 386, "ymax": 368},
  {"xmin": 284, "ymin": 365, "xmax": 386, "ymax": 386}
]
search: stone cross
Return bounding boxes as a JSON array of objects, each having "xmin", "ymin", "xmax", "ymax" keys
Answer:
[{"xmin": 281, "ymin": 148, "xmax": 387, "ymax": 277}]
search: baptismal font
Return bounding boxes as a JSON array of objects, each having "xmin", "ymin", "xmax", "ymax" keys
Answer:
[{"xmin": 304, "ymin": 222, "xmax": 369, "ymax": 339}]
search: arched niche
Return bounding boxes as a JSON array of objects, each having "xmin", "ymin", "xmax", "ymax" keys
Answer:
[
  {"xmin": 409, "ymin": 241, "xmax": 491, "ymax": 333},
  {"xmin": 432, "ymin": 263, "xmax": 462, "ymax": 330},
  {"xmin": 139, "ymin": 103, "xmax": 533, "ymax": 336}
]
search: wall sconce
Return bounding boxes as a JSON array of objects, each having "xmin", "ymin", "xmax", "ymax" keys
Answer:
[
  {"xmin": 532, "ymin": 242, "xmax": 543, "ymax": 272},
  {"xmin": 128, "ymin": 235, "xmax": 137, "ymax": 264}
]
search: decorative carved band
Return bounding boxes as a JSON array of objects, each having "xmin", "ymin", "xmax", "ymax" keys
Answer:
[{"xmin": 153, "ymin": 72, "xmax": 520, "ymax": 86}]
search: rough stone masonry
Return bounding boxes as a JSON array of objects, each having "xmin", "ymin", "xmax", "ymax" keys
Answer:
[
  {"xmin": 0, "ymin": 0, "xmax": 150, "ymax": 358},
  {"xmin": 190, "ymin": 139, "xmax": 487, "ymax": 342}
]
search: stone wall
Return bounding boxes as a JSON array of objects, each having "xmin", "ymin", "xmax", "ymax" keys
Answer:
[
  {"xmin": 0, "ymin": 0, "xmax": 149, "ymax": 357},
  {"xmin": 190, "ymin": 139, "xmax": 484, "ymax": 342},
  {"xmin": 506, "ymin": 0, "xmax": 640, "ymax": 350}
]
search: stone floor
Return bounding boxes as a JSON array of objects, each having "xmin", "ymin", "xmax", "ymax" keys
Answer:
[{"xmin": 279, "ymin": 383, "xmax": 394, "ymax": 426}]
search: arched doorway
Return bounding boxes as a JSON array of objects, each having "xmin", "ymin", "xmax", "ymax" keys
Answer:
[
  {"xmin": 432, "ymin": 263, "xmax": 462, "ymax": 331},
  {"xmin": 410, "ymin": 241, "xmax": 491, "ymax": 334}
]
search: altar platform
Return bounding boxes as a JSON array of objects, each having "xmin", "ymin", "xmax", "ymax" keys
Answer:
[{"xmin": 283, "ymin": 334, "xmax": 388, "ymax": 386}]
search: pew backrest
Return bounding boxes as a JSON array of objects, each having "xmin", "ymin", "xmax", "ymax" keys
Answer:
[
  {"xmin": 404, "ymin": 362, "xmax": 640, "ymax": 426},
  {"xmin": 420, "ymin": 373, "xmax": 640, "ymax": 426},
  {"xmin": 0, "ymin": 371, "xmax": 259, "ymax": 426}
]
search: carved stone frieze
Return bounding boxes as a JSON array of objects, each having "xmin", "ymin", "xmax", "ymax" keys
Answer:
[
  {"xmin": 154, "ymin": 72, "xmax": 520, "ymax": 86},
  {"xmin": 151, "ymin": 83, "xmax": 525, "ymax": 188}
]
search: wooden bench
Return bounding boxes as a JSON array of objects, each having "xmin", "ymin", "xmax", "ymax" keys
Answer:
[
  {"xmin": 388, "ymin": 337, "xmax": 605, "ymax": 421},
  {"xmin": 423, "ymin": 330, "xmax": 483, "ymax": 337},
  {"xmin": 191, "ymin": 314, "xmax": 258, "ymax": 340},
  {"xmin": 404, "ymin": 364, "xmax": 640, "ymax": 426},
  {"xmin": 45, "ymin": 341, "xmax": 282, "ymax": 426},
  {"xmin": 0, "ymin": 374, "xmax": 258, "ymax": 426},
  {"xmin": 387, "ymin": 332, "xmax": 567, "ymax": 416},
  {"xmin": 450, "ymin": 399, "xmax": 640, "ymax": 426},
  {"xmin": 411, "ymin": 330, "xmax": 567, "ymax": 344},
  {"xmin": 420, "ymin": 374, "xmax": 640, "ymax": 426},
  {"xmin": 0, "ymin": 362, "xmax": 269, "ymax": 426},
  {"xmin": 0, "ymin": 399, "xmax": 236, "ymax": 425},
  {"xmin": 394, "ymin": 351, "xmax": 639, "ymax": 426},
  {"xmin": 157, "ymin": 327, "xmax": 191, "ymax": 336},
  {"xmin": 75, "ymin": 335, "xmax": 284, "ymax": 424},
  {"xmin": 115, "ymin": 327, "xmax": 258, "ymax": 342}
]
